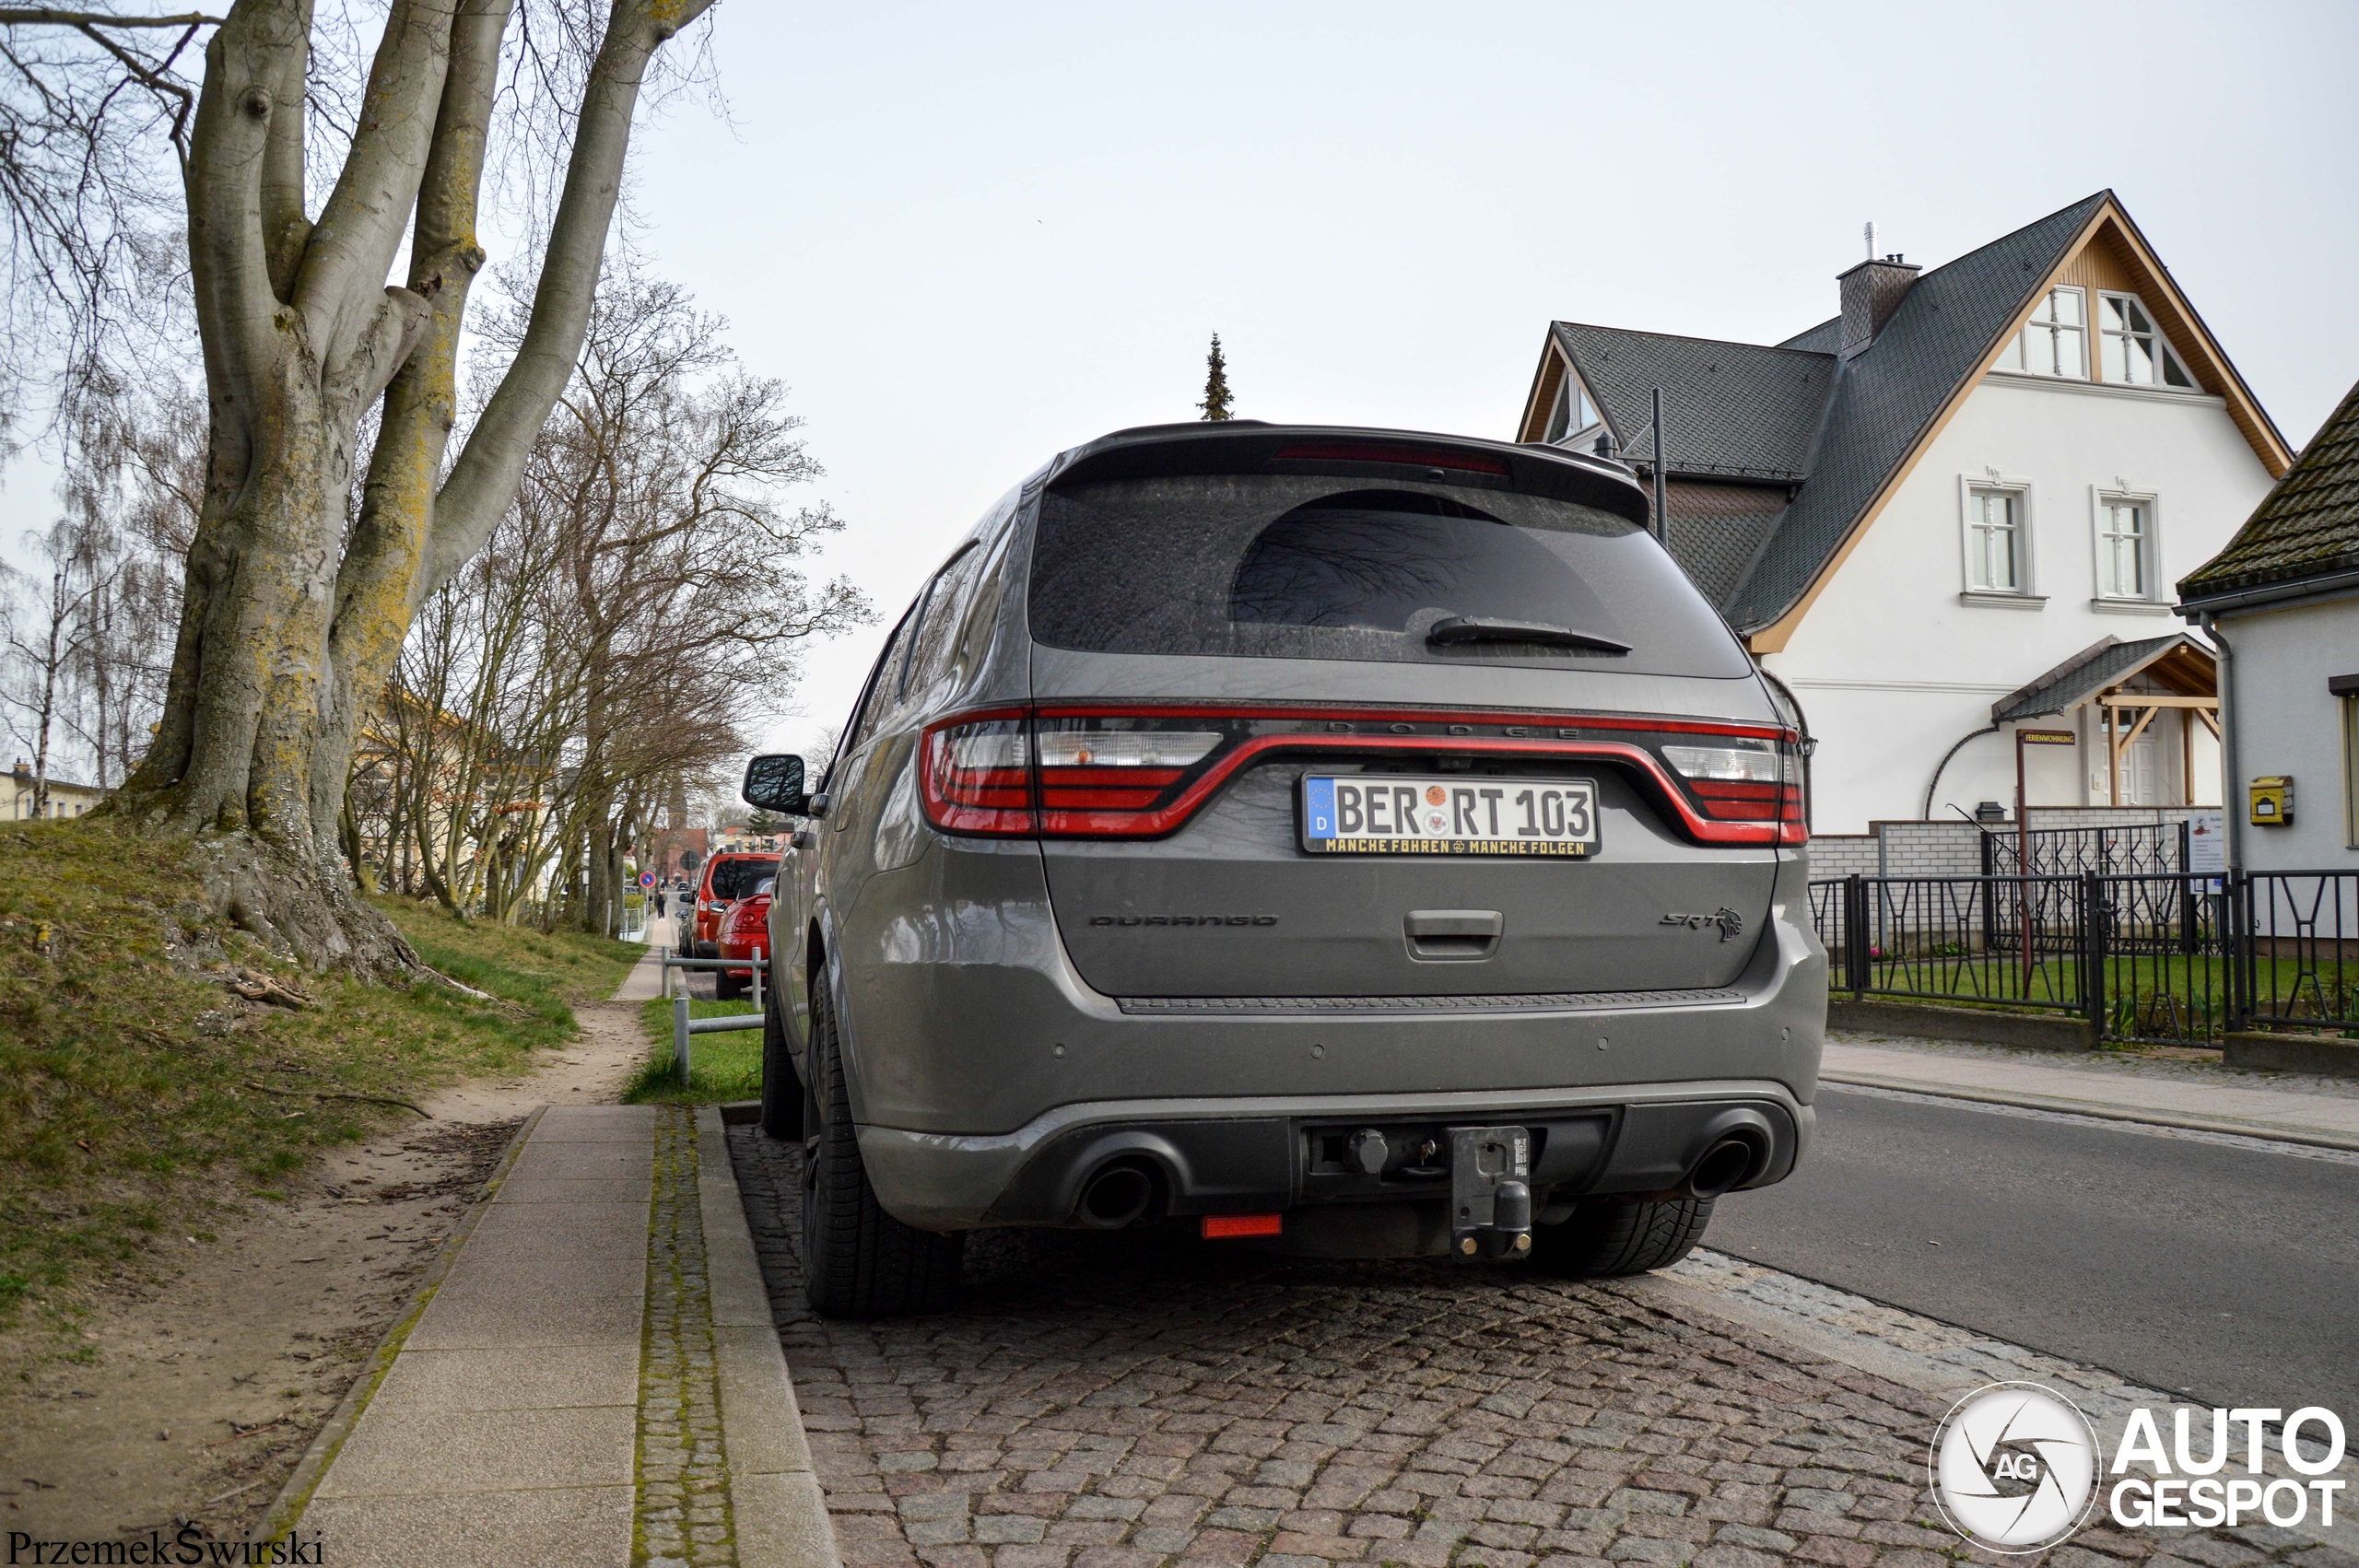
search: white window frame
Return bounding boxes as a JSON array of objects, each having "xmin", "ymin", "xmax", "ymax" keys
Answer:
[
  {"xmin": 2090, "ymin": 486, "xmax": 2164, "ymax": 607},
  {"xmin": 1544, "ymin": 369, "xmax": 1602, "ymax": 447},
  {"xmin": 2096, "ymin": 291, "xmax": 2199, "ymax": 390},
  {"xmin": 1957, "ymin": 474, "xmax": 2040, "ymax": 604},
  {"xmin": 1997, "ymin": 287, "xmax": 2088, "ymax": 380},
  {"xmin": 2341, "ymin": 694, "xmax": 2359, "ymax": 850}
]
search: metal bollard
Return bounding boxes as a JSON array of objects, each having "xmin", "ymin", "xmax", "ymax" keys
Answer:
[{"xmin": 673, "ymin": 994, "xmax": 690, "ymax": 1082}]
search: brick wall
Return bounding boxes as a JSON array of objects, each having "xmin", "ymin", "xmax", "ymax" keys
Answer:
[{"xmin": 1805, "ymin": 806, "xmax": 2209, "ymax": 882}]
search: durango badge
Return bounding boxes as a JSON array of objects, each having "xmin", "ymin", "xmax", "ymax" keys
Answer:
[{"xmin": 1088, "ymin": 914, "xmax": 1278, "ymax": 928}]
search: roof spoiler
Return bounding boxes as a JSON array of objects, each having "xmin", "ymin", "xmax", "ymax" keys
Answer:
[{"xmin": 1042, "ymin": 422, "xmax": 1652, "ymax": 528}]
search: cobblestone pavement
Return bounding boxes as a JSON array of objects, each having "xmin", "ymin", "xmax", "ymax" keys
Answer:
[
  {"xmin": 727, "ymin": 1128, "xmax": 2354, "ymax": 1568},
  {"xmin": 640, "ymin": 1107, "xmax": 738, "ymax": 1567}
]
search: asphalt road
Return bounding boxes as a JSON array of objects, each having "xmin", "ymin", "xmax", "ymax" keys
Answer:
[{"xmin": 1708, "ymin": 1084, "xmax": 2359, "ymax": 1414}]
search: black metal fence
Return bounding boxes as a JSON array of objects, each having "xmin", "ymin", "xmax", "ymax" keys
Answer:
[
  {"xmin": 1813, "ymin": 869, "xmax": 2359, "ymax": 1046},
  {"xmin": 1979, "ymin": 821, "xmax": 2189, "ymax": 878}
]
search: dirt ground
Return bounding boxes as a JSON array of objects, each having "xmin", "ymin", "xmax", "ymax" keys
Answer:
[{"xmin": 0, "ymin": 962, "xmax": 657, "ymax": 1540}]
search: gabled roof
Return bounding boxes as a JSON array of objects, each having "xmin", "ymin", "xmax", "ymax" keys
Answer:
[
  {"xmin": 2178, "ymin": 372, "xmax": 2359, "ymax": 609},
  {"xmin": 1550, "ymin": 324, "xmax": 1833, "ymax": 481},
  {"xmin": 1989, "ymin": 633, "xmax": 2214, "ymax": 723},
  {"xmin": 1729, "ymin": 194, "xmax": 2114, "ymax": 630},
  {"xmin": 1516, "ymin": 192, "xmax": 2293, "ymax": 643}
]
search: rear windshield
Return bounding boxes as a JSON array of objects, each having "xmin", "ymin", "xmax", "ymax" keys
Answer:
[
  {"xmin": 709, "ymin": 858, "xmax": 777, "ymax": 901},
  {"xmin": 1027, "ymin": 475, "xmax": 1751, "ymax": 677}
]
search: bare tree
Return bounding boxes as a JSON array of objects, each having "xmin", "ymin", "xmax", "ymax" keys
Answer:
[
  {"xmin": 356, "ymin": 263, "xmax": 865, "ymax": 930},
  {"xmin": 5, "ymin": 0, "xmax": 718, "ymax": 973},
  {"xmin": 1, "ymin": 519, "xmax": 101, "ymax": 815}
]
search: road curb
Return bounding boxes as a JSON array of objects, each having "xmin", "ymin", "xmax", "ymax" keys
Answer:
[
  {"xmin": 696, "ymin": 1106, "xmax": 840, "ymax": 1568},
  {"xmin": 1820, "ymin": 1070, "xmax": 2359, "ymax": 1153},
  {"xmin": 249, "ymin": 1105, "xmax": 546, "ymax": 1546}
]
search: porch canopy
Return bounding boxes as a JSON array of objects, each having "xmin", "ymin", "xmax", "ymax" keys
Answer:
[{"xmin": 1991, "ymin": 633, "xmax": 2219, "ymax": 808}]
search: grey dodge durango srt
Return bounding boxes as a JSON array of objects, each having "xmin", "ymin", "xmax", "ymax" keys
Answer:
[{"xmin": 740, "ymin": 421, "xmax": 1826, "ymax": 1318}]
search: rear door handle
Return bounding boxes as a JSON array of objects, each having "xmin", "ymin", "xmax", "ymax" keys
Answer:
[{"xmin": 1404, "ymin": 909, "xmax": 1503, "ymax": 962}]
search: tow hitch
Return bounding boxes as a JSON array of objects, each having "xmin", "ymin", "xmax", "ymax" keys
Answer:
[{"xmin": 1449, "ymin": 1126, "xmax": 1532, "ymax": 1258}]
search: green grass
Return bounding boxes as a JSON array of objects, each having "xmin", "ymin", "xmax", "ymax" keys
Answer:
[
  {"xmin": 1848, "ymin": 951, "xmax": 2357, "ymax": 1039},
  {"xmin": 0, "ymin": 817, "xmax": 643, "ymax": 1326},
  {"xmin": 624, "ymin": 994, "xmax": 763, "ymax": 1105}
]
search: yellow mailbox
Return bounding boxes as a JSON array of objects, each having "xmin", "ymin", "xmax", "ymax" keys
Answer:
[{"xmin": 2248, "ymin": 776, "xmax": 2294, "ymax": 826}]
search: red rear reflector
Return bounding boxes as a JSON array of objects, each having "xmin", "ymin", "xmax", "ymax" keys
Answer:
[
  {"xmin": 1202, "ymin": 1212, "xmax": 1283, "ymax": 1239},
  {"xmin": 1273, "ymin": 441, "xmax": 1511, "ymax": 477}
]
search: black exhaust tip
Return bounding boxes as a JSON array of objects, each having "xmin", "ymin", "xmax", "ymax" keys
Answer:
[
  {"xmin": 1076, "ymin": 1164, "xmax": 1155, "ymax": 1229},
  {"xmin": 1684, "ymin": 1137, "xmax": 1757, "ymax": 1199}
]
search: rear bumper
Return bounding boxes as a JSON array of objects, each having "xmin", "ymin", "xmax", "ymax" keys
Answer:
[{"xmin": 859, "ymin": 1081, "xmax": 1811, "ymax": 1231}]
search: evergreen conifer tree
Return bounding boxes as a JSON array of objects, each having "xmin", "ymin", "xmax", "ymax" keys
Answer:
[{"xmin": 1198, "ymin": 333, "xmax": 1235, "ymax": 421}]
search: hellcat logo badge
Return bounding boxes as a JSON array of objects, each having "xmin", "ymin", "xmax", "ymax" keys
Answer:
[{"xmin": 1660, "ymin": 907, "xmax": 1744, "ymax": 942}]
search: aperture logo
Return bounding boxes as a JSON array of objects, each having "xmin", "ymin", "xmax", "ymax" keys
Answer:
[{"xmin": 1929, "ymin": 1382, "xmax": 2102, "ymax": 1553}]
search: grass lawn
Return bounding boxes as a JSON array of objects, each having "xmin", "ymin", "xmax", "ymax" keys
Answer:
[
  {"xmin": 1848, "ymin": 951, "xmax": 2354, "ymax": 1039},
  {"xmin": 625, "ymin": 994, "xmax": 763, "ymax": 1106},
  {"xmin": 0, "ymin": 817, "xmax": 642, "ymax": 1327}
]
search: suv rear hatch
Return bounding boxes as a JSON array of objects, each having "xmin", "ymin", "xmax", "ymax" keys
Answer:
[{"xmin": 929, "ymin": 429, "xmax": 1800, "ymax": 1000}]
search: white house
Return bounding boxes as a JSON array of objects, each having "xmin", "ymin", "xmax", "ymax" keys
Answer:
[
  {"xmin": 2177, "ymin": 372, "xmax": 2359, "ymax": 874},
  {"xmin": 1513, "ymin": 191, "xmax": 2291, "ymax": 839}
]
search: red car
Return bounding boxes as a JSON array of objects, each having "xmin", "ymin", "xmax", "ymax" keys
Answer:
[
  {"xmin": 679, "ymin": 852, "xmax": 777, "ymax": 958},
  {"xmin": 713, "ymin": 879, "xmax": 772, "ymax": 1001}
]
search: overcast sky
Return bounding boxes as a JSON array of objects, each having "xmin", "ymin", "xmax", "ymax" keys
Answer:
[
  {"xmin": 10, "ymin": 0, "xmax": 2357, "ymax": 771},
  {"xmin": 621, "ymin": 0, "xmax": 2359, "ymax": 759}
]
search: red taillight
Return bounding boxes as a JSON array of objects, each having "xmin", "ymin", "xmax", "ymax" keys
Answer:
[
  {"xmin": 919, "ymin": 710, "xmax": 1035, "ymax": 834},
  {"xmin": 1658, "ymin": 738, "xmax": 1806, "ymax": 844},
  {"xmin": 917, "ymin": 703, "xmax": 1803, "ymax": 848},
  {"xmin": 1035, "ymin": 720, "xmax": 1226, "ymax": 836},
  {"xmin": 1272, "ymin": 440, "xmax": 1511, "ymax": 476}
]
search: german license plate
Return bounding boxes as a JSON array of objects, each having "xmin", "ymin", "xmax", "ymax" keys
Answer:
[{"xmin": 1299, "ymin": 776, "xmax": 1598, "ymax": 857}]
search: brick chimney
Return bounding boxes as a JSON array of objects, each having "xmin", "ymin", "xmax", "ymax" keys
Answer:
[{"xmin": 1838, "ymin": 254, "xmax": 1920, "ymax": 359}]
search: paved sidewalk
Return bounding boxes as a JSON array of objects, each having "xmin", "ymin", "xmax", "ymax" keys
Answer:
[
  {"xmin": 1823, "ymin": 1035, "xmax": 2359, "ymax": 1148},
  {"xmin": 263, "ymin": 954, "xmax": 835, "ymax": 1566}
]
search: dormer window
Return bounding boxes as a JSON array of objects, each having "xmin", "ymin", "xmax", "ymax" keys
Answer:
[
  {"xmin": 1544, "ymin": 371, "xmax": 1602, "ymax": 445},
  {"xmin": 2098, "ymin": 293, "xmax": 2198, "ymax": 388},
  {"xmin": 1998, "ymin": 287, "xmax": 2087, "ymax": 378}
]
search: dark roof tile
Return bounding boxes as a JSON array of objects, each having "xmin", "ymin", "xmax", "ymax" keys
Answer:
[
  {"xmin": 1989, "ymin": 633, "xmax": 2205, "ymax": 723},
  {"xmin": 1552, "ymin": 323, "xmax": 1834, "ymax": 481},
  {"xmin": 1725, "ymin": 193, "xmax": 2111, "ymax": 629},
  {"xmin": 2178, "ymin": 373, "xmax": 2359, "ymax": 602}
]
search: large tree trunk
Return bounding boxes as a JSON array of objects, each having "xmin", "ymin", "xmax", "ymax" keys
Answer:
[{"xmin": 112, "ymin": 0, "xmax": 712, "ymax": 972}]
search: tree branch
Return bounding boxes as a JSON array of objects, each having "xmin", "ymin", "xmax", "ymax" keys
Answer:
[
  {"xmin": 255, "ymin": 0, "xmax": 307, "ymax": 297},
  {"xmin": 182, "ymin": 0, "xmax": 303, "ymax": 440},
  {"xmin": 0, "ymin": 10, "xmax": 222, "ymax": 26},
  {"xmin": 427, "ymin": 0, "xmax": 716, "ymax": 595},
  {"xmin": 291, "ymin": 0, "xmax": 449, "ymax": 369}
]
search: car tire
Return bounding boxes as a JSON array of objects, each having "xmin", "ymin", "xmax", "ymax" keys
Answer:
[
  {"xmin": 714, "ymin": 969, "xmax": 744, "ymax": 1002},
  {"xmin": 1528, "ymin": 1196, "xmax": 1715, "ymax": 1278},
  {"xmin": 801, "ymin": 971, "xmax": 962, "ymax": 1318},
  {"xmin": 760, "ymin": 980, "xmax": 803, "ymax": 1141}
]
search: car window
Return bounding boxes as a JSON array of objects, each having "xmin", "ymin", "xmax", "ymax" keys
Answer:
[
  {"xmin": 832, "ymin": 607, "xmax": 920, "ymax": 783},
  {"xmin": 899, "ymin": 544, "xmax": 983, "ymax": 704},
  {"xmin": 1028, "ymin": 475, "xmax": 1750, "ymax": 678},
  {"xmin": 708, "ymin": 858, "xmax": 778, "ymax": 901}
]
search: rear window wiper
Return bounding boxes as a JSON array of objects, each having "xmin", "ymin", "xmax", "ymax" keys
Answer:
[{"xmin": 1425, "ymin": 614, "xmax": 1631, "ymax": 655}]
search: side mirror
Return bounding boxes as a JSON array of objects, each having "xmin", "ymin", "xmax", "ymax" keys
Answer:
[{"xmin": 741, "ymin": 754, "xmax": 807, "ymax": 815}]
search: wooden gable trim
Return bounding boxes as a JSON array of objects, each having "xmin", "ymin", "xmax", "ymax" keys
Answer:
[
  {"xmin": 2076, "ymin": 205, "xmax": 2293, "ymax": 478},
  {"xmin": 1745, "ymin": 197, "xmax": 2290, "ymax": 656},
  {"xmin": 1516, "ymin": 335, "xmax": 1571, "ymax": 444}
]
